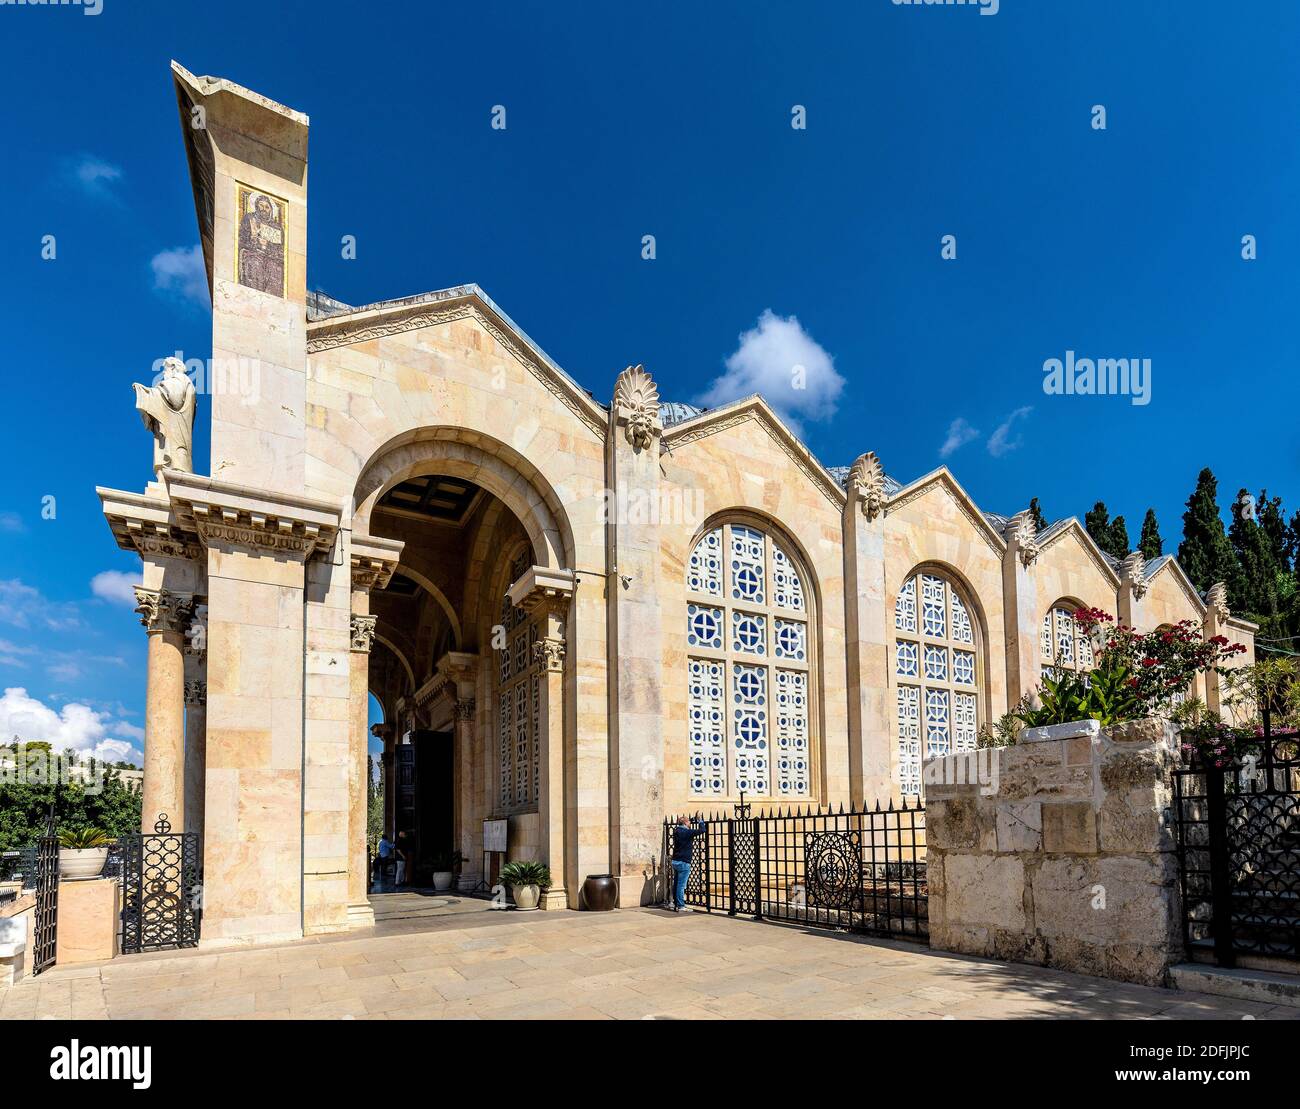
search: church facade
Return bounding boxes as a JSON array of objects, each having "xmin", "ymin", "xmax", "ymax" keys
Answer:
[{"xmin": 95, "ymin": 64, "xmax": 1256, "ymax": 947}]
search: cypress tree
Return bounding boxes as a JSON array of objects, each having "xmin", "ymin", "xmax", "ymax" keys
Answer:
[
  {"xmin": 1229, "ymin": 488, "xmax": 1282, "ymax": 625},
  {"xmin": 1028, "ymin": 497, "xmax": 1047, "ymax": 531},
  {"xmin": 1139, "ymin": 508, "xmax": 1163, "ymax": 560},
  {"xmin": 1085, "ymin": 502, "xmax": 1112, "ymax": 552},
  {"xmin": 1178, "ymin": 468, "xmax": 1240, "ymax": 595},
  {"xmin": 1109, "ymin": 515, "xmax": 1130, "ymax": 559}
]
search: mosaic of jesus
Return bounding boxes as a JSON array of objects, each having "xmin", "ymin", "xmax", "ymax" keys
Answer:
[{"xmin": 236, "ymin": 186, "xmax": 286, "ymax": 296}]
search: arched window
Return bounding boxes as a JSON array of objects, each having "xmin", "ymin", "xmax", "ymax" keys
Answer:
[
  {"xmin": 686, "ymin": 522, "xmax": 811, "ymax": 799},
  {"xmin": 1041, "ymin": 603, "xmax": 1094, "ymax": 679},
  {"xmin": 495, "ymin": 548, "xmax": 539, "ymax": 813},
  {"xmin": 894, "ymin": 571, "xmax": 980, "ymax": 796}
]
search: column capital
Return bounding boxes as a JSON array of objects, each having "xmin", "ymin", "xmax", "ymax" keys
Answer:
[
  {"xmin": 134, "ymin": 587, "xmax": 192, "ymax": 635},
  {"xmin": 184, "ymin": 679, "xmax": 207, "ymax": 707},
  {"xmin": 453, "ymin": 697, "xmax": 477, "ymax": 722},
  {"xmin": 532, "ymin": 637, "xmax": 566, "ymax": 673},
  {"xmin": 350, "ymin": 614, "xmax": 378, "ymax": 653}
]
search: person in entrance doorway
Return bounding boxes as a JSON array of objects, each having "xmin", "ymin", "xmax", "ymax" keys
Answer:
[
  {"xmin": 669, "ymin": 814, "xmax": 703, "ymax": 912},
  {"xmin": 374, "ymin": 835, "xmax": 393, "ymax": 881},
  {"xmin": 395, "ymin": 831, "xmax": 411, "ymax": 887}
]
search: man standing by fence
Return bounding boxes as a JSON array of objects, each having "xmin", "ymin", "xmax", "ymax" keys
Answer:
[{"xmin": 669, "ymin": 813, "xmax": 703, "ymax": 912}]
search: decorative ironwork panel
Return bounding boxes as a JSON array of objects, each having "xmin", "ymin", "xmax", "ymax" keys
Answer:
[
  {"xmin": 32, "ymin": 811, "xmax": 58, "ymax": 976},
  {"xmin": 120, "ymin": 814, "xmax": 201, "ymax": 955},
  {"xmin": 804, "ymin": 829, "xmax": 862, "ymax": 911}
]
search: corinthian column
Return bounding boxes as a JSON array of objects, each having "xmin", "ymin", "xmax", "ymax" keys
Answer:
[
  {"xmin": 348, "ymin": 613, "xmax": 378, "ymax": 928},
  {"xmin": 134, "ymin": 586, "xmax": 190, "ymax": 832}
]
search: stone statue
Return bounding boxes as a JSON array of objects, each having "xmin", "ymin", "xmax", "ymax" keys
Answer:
[{"xmin": 133, "ymin": 358, "xmax": 196, "ymax": 475}]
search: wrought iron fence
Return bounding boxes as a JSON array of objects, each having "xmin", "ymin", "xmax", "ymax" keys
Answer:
[
  {"xmin": 1172, "ymin": 712, "xmax": 1300, "ymax": 966},
  {"xmin": 32, "ymin": 809, "xmax": 59, "ymax": 976},
  {"xmin": 662, "ymin": 795, "xmax": 927, "ymax": 941},
  {"xmin": 120, "ymin": 814, "xmax": 201, "ymax": 955}
]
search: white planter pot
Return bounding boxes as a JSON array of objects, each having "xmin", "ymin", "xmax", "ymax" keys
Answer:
[
  {"xmin": 58, "ymin": 847, "xmax": 108, "ymax": 880},
  {"xmin": 432, "ymin": 871, "xmax": 454, "ymax": 892},
  {"xmin": 511, "ymin": 883, "xmax": 540, "ymax": 910}
]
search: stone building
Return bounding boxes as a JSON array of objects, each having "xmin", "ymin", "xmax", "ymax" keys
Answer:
[{"xmin": 94, "ymin": 64, "xmax": 1256, "ymax": 947}]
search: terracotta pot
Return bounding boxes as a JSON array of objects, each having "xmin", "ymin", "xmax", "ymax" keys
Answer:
[
  {"xmin": 432, "ymin": 871, "xmax": 454, "ymax": 891},
  {"xmin": 511, "ymin": 883, "xmax": 540, "ymax": 910},
  {"xmin": 58, "ymin": 847, "xmax": 108, "ymax": 880},
  {"xmin": 581, "ymin": 874, "xmax": 617, "ymax": 912}
]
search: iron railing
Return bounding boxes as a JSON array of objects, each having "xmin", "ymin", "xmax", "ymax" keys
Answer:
[
  {"xmin": 1172, "ymin": 712, "xmax": 1300, "ymax": 966},
  {"xmin": 663, "ymin": 795, "xmax": 927, "ymax": 940},
  {"xmin": 32, "ymin": 808, "xmax": 59, "ymax": 975}
]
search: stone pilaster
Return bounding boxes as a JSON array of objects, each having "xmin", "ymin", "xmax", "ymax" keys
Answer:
[
  {"xmin": 607, "ymin": 365, "xmax": 664, "ymax": 905},
  {"xmin": 1001, "ymin": 511, "xmax": 1040, "ymax": 706},
  {"xmin": 509, "ymin": 566, "xmax": 576, "ymax": 909},
  {"xmin": 1203, "ymin": 582, "xmax": 1231, "ymax": 716},
  {"xmin": 183, "ymin": 603, "xmax": 207, "ymax": 845},
  {"xmin": 1117, "ymin": 550, "xmax": 1148, "ymax": 631},
  {"xmin": 346, "ymin": 612, "xmax": 378, "ymax": 929},
  {"xmin": 135, "ymin": 587, "xmax": 191, "ymax": 832},
  {"xmin": 843, "ymin": 452, "xmax": 891, "ymax": 801},
  {"xmin": 453, "ymin": 692, "xmax": 478, "ymax": 889}
]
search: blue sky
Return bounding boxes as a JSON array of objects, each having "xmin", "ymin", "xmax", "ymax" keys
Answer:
[{"xmin": 1, "ymin": 0, "xmax": 1297, "ymax": 763}]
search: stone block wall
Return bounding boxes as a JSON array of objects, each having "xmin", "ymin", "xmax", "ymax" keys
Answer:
[{"xmin": 925, "ymin": 718, "xmax": 1182, "ymax": 986}]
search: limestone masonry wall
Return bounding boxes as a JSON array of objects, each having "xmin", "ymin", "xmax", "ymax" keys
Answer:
[{"xmin": 925, "ymin": 718, "xmax": 1183, "ymax": 986}]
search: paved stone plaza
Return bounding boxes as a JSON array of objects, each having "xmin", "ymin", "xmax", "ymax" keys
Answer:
[{"xmin": 2, "ymin": 901, "xmax": 1294, "ymax": 1021}]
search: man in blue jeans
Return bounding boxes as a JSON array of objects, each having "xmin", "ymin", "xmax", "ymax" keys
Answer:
[{"xmin": 669, "ymin": 813, "xmax": 703, "ymax": 912}]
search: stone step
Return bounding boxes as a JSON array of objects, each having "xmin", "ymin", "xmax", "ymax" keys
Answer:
[{"xmin": 1171, "ymin": 963, "xmax": 1300, "ymax": 1009}]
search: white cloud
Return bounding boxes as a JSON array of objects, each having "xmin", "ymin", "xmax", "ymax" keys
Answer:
[
  {"xmin": 939, "ymin": 417, "xmax": 981, "ymax": 459},
  {"xmin": 988, "ymin": 406, "xmax": 1033, "ymax": 458},
  {"xmin": 0, "ymin": 686, "xmax": 142, "ymax": 765},
  {"xmin": 698, "ymin": 310, "xmax": 845, "ymax": 434},
  {"xmin": 0, "ymin": 638, "xmax": 37, "ymax": 668},
  {"xmin": 150, "ymin": 244, "xmax": 209, "ymax": 307},
  {"xmin": 0, "ymin": 512, "xmax": 24, "ymax": 534},
  {"xmin": 70, "ymin": 155, "xmax": 123, "ymax": 199},
  {"xmin": 0, "ymin": 579, "xmax": 79, "ymax": 630},
  {"xmin": 91, "ymin": 569, "xmax": 141, "ymax": 606}
]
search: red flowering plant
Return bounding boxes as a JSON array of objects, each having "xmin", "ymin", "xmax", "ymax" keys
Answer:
[{"xmin": 1071, "ymin": 608, "xmax": 1246, "ymax": 711}]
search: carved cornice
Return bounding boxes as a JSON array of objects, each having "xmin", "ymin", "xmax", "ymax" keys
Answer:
[
  {"xmin": 613, "ymin": 364, "xmax": 662, "ymax": 451},
  {"xmin": 165, "ymin": 470, "xmax": 339, "ymax": 559},
  {"xmin": 350, "ymin": 614, "xmax": 378, "ymax": 653},
  {"xmin": 98, "ymin": 487, "xmax": 203, "ymax": 563},
  {"xmin": 663, "ymin": 399, "xmax": 845, "ymax": 509},
  {"xmin": 507, "ymin": 566, "xmax": 576, "ymax": 616},
  {"xmin": 134, "ymin": 587, "xmax": 192, "ymax": 635},
  {"xmin": 847, "ymin": 451, "xmax": 887, "ymax": 521},
  {"xmin": 532, "ymin": 637, "xmax": 565, "ymax": 672},
  {"xmin": 351, "ymin": 533, "xmax": 404, "ymax": 592},
  {"xmin": 305, "ymin": 291, "xmax": 606, "ymax": 437}
]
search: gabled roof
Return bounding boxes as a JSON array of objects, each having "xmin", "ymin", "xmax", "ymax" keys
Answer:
[
  {"xmin": 1036, "ymin": 517, "xmax": 1123, "ymax": 586},
  {"xmin": 881, "ymin": 466, "xmax": 1008, "ymax": 555}
]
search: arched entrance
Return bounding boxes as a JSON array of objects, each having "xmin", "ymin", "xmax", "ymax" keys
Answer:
[{"xmin": 350, "ymin": 432, "xmax": 577, "ymax": 909}]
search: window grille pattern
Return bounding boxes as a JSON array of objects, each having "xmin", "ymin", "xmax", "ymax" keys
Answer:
[
  {"xmin": 496, "ymin": 553, "xmax": 540, "ymax": 813},
  {"xmin": 895, "ymin": 572, "xmax": 980, "ymax": 795},
  {"xmin": 686, "ymin": 524, "xmax": 811, "ymax": 798},
  {"xmin": 1041, "ymin": 604, "xmax": 1094, "ymax": 679}
]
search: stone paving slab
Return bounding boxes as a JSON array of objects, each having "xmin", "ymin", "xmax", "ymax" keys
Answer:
[{"xmin": 4, "ymin": 905, "xmax": 1299, "ymax": 1021}]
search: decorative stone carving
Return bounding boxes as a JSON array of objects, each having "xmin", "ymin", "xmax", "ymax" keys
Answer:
[
  {"xmin": 613, "ymin": 364, "xmax": 663, "ymax": 451},
  {"xmin": 184, "ymin": 679, "xmax": 206, "ymax": 707},
  {"xmin": 166, "ymin": 473, "xmax": 339, "ymax": 559},
  {"xmin": 1120, "ymin": 551, "xmax": 1149, "ymax": 599},
  {"xmin": 1003, "ymin": 510, "xmax": 1040, "ymax": 567},
  {"xmin": 1206, "ymin": 581, "xmax": 1230, "ymax": 622},
  {"xmin": 847, "ymin": 451, "xmax": 888, "ymax": 521},
  {"xmin": 350, "ymin": 614, "xmax": 378, "ymax": 653},
  {"xmin": 133, "ymin": 587, "xmax": 191, "ymax": 635},
  {"xmin": 532, "ymin": 637, "xmax": 566, "ymax": 672},
  {"xmin": 350, "ymin": 534, "xmax": 404, "ymax": 592},
  {"xmin": 133, "ymin": 358, "xmax": 196, "ymax": 475},
  {"xmin": 453, "ymin": 698, "xmax": 476, "ymax": 722}
]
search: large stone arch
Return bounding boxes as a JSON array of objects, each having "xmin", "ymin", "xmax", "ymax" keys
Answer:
[{"xmin": 353, "ymin": 428, "xmax": 576, "ymax": 571}]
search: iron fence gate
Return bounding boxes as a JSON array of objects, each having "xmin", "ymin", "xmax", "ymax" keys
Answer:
[
  {"xmin": 32, "ymin": 809, "xmax": 59, "ymax": 976},
  {"xmin": 663, "ymin": 796, "xmax": 927, "ymax": 940},
  {"xmin": 120, "ymin": 814, "xmax": 201, "ymax": 955},
  {"xmin": 1172, "ymin": 714, "xmax": 1300, "ymax": 967}
]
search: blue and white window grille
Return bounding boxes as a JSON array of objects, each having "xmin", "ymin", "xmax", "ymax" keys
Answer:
[
  {"xmin": 894, "ymin": 571, "xmax": 980, "ymax": 795},
  {"xmin": 1041, "ymin": 604, "xmax": 1094, "ymax": 680},
  {"xmin": 686, "ymin": 523, "xmax": 811, "ymax": 798}
]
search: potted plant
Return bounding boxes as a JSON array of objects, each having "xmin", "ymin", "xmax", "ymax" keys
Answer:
[
  {"xmin": 431, "ymin": 849, "xmax": 463, "ymax": 892},
  {"xmin": 499, "ymin": 860, "xmax": 551, "ymax": 910},
  {"xmin": 57, "ymin": 828, "xmax": 112, "ymax": 880}
]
